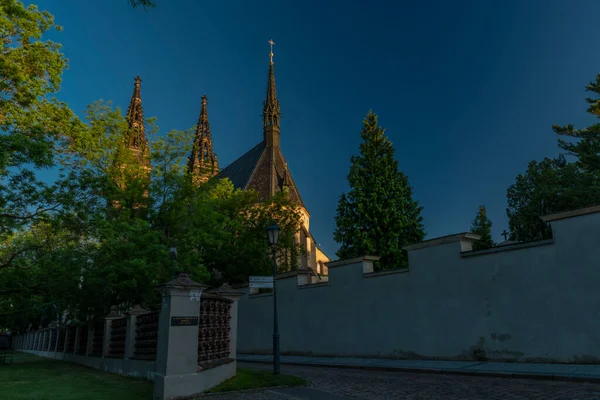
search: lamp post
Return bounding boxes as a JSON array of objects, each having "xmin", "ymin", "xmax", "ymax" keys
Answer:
[
  {"xmin": 169, "ymin": 247, "xmax": 177, "ymax": 279},
  {"xmin": 266, "ymin": 224, "xmax": 280, "ymax": 375}
]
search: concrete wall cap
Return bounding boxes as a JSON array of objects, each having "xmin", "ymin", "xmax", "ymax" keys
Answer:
[
  {"xmin": 325, "ymin": 255, "xmax": 380, "ymax": 269},
  {"xmin": 403, "ymin": 232, "xmax": 480, "ymax": 252},
  {"xmin": 158, "ymin": 273, "xmax": 207, "ymax": 289},
  {"xmin": 541, "ymin": 204, "xmax": 600, "ymax": 222}
]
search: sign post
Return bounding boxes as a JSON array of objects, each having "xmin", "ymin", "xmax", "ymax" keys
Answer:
[{"xmin": 249, "ymin": 276, "xmax": 274, "ymax": 289}]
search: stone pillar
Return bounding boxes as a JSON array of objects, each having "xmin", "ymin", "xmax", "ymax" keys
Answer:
[
  {"xmin": 296, "ymin": 269, "xmax": 313, "ymax": 286},
  {"xmin": 86, "ymin": 325, "xmax": 94, "ymax": 356},
  {"xmin": 73, "ymin": 325, "xmax": 81, "ymax": 355},
  {"xmin": 63, "ymin": 328, "xmax": 69, "ymax": 354},
  {"xmin": 125, "ymin": 305, "xmax": 149, "ymax": 359},
  {"xmin": 153, "ymin": 273, "xmax": 206, "ymax": 400},
  {"xmin": 47, "ymin": 330, "xmax": 52, "ymax": 352},
  {"xmin": 212, "ymin": 284, "xmax": 244, "ymax": 359},
  {"xmin": 54, "ymin": 329, "xmax": 60, "ymax": 356}
]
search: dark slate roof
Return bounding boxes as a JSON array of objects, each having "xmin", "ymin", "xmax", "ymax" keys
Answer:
[{"xmin": 216, "ymin": 141, "xmax": 265, "ymax": 189}]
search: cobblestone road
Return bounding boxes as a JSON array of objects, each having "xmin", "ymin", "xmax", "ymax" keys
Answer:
[{"xmin": 202, "ymin": 362, "xmax": 600, "ymax": 399}]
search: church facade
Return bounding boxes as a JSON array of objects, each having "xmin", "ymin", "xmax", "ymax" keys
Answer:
[{"xmin": 120, "ymin": 44, "xmax": 330, "ymax": 277}]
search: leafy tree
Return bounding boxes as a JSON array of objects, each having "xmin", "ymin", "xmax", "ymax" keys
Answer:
[
  {"xmin": 553, "ymin": 73, "xmax": 600, "ymax": 173},
  {"xmin": 334, "ymin": 111, "xmax": 425, "ymax": 269},
  {"xmin": 506, "ymin": 155, "xmax": 600, "ymax": 242},
  {"xmin": 0, "ymin": 0, "xmax": 85, "ymax": 269},
  {"xmin": 470, "ymin": 205, "xmax": 493, "ymax": 250},
  {"xmin": 129, "ymin": 0, "xmax": 156, "ymax": 8}
]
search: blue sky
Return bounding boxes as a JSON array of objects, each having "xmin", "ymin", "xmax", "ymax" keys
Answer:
[{"xmin": 34, "ymin": 0, "xmax": 600, "ymax": 257}]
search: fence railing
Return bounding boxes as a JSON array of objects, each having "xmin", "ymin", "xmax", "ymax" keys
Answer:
[
  {"xmin": 108, "ymin": 317, "xmax": 127, "ymax": 358},
  {"xmin": 134, "ymin": 312, "xmax": 158, "ymax": 360},
  {"xmin": 197, "ymin": 294, "xmax": 232, "ymax": 368}
]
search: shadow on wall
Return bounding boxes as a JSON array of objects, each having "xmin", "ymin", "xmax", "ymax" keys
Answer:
[{"xmin": 236, "ymin": 205, "xmax": 600, "ymax": 364}]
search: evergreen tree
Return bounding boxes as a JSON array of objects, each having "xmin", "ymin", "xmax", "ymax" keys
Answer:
[
  {"xmin": 334, "ymin": 111, "xmax": 425, "ymax": 270},
  {"xmin": 470, "ymin": 205, "xmax": 494, "ymax": 250},
  {"xmin": 553, "ymin": 73, "xmax": 600, "ymax": 173}
]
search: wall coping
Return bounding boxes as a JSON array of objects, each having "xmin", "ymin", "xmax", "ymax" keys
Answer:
[
  {"xmin": 297, "ymin": 282, "xmax": 329, "ymax": 290},
  {"xmin": 325, "ymin": 256, "xmax": 380, "ymax": 269},
  {"xmin": 403, "ymin": 232, "xmax": 480, "ymax": 252},
  {"xmin": 461, "ymin": 239, "xmax": 554, "ymax": 258},
  {"xmin": 363, "ymin": 268, "xmax": 409, "ymax": 279},
  {"xmin": 541, "ymin": 204, "xmax": 600, "ymax": 222}
]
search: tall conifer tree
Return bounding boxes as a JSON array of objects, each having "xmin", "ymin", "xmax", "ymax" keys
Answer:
[
  {"xmin": 470, "ymin": 205, "xmax": 494, "ymax": 250},
  {"xmin": 334, "ymin": 111, "xmax": 425, "ymax": 269}
]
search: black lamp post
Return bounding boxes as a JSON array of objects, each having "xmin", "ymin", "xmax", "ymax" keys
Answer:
[{"xmin": 267, "ymin": 224, "xmax": 280, "ymax": 375}]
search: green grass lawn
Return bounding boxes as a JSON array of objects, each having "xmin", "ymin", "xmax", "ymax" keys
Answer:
[
  {"xmin": 1, "ymin": 352, "xmax": 153, "ymax": 400},
  {"xmin": 1, "ymin": 352, "xmax": 306, "ymax": 399},
  {"xmin": 208, "ymin": 367, "xmax": 307, "ymax": 393}
]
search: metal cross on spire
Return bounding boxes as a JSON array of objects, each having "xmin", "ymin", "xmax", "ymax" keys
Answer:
[{"xmin": 269, "ymin": 39, "xmax": 275, "ymax": 64}]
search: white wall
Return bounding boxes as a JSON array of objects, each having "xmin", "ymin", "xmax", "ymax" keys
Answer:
[{"xmin": 237, "ymin": 206, "xmax": 600, "ymax": 363}]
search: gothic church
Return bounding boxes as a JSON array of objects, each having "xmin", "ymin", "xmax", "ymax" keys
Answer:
[{"xmin": 120, "ymin": 43, "xmax": 330, "ymax": 277}]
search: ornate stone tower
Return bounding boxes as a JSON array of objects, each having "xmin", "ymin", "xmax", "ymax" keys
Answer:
[
  {"xmin": 125, "ymin": 75, "xmax": 151, "ymax": 168},
  {"xmin": 112, "ymin": 75, "xmax": 151, "ymax": 211},
  {"xmin": 188, "ymin": 94, "xmax": 219, "ymax": 185}
]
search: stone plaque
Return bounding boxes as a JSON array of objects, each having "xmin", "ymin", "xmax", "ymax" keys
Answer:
[{"xmin": 170, "ymin": 316, "xmax": 198, "ymax": 326}]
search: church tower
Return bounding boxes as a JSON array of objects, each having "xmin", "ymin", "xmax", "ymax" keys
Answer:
[
  {"xmin": 112, "ymin": 75, "xmax": 151, "ymax": 211},
  {"xmin": 217, "ymin": 40, "xmax": 331, "ymax": 276},
  {"xmin": 125, "ymin": 75, "xmax": 150, "ymax": 167},
  {"xmin": 188, "ymin": 94, "xmax": 219, "ymax": 185},
  {"xmin": 263, "ymin": 39, "xmax": 281, "ymax": 147}
]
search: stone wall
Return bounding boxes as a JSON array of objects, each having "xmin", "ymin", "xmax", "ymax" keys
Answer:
[{"xmin": 236, "ymin": 205, "xmax": 600, "ymax": 363}]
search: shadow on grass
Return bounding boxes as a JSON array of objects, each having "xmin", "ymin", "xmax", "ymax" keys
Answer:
[{"xmin": 1, "ymin": 351, "xmax": 152, "ymax": 400}]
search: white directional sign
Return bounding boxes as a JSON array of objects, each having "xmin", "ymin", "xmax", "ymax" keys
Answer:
[{"xmin": 249, "ymin": 276, "xmax": 274, "ymax": 289}]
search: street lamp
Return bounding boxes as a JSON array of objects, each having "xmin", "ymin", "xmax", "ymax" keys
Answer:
[
  {"xmin": 266, "ymin": 224, "xmax": 280, "ymax": 375},
  {"xmin": 169, "ymin": 247, "xmax": 177, "ymax": 279}
]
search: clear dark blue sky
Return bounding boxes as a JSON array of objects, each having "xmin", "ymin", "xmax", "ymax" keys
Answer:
[{"xmin": 35, "ymin": 0, "xmax": 600, "ymax": 257}]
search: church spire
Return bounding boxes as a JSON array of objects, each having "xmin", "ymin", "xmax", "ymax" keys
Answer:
[
  {"xmin": 263, "ymin": 39, "xmax": 281, "ymax": 146},
  {"xmin": 125, "ymin": 75, "xmax": 147, "ymax": 151},
  {"xmin": 188, "ymin": 94, "xmax": 218, "ymax": 185}
]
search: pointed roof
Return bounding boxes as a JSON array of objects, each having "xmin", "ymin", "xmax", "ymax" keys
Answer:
[
  {"xmin": 217, "ymin": 141, "xmax": 304, "ymax": 206},
  {"xmin": 263, "ymin": 40, "xmax": 281, "ymax": 132},
  {"xmin": 216, "ymin": 44, "xmax": 303, "ymax": 206},
  {"xmin": 263, "ymin": 61, "xmax": 281, "ymax": 129},
  {"xmin": 188, "ymin": 94, "xmax": 218, "ymax": 181},
  {"xmin": 125, "ymin": 75, "xmax": 147, "ymax": 151}
]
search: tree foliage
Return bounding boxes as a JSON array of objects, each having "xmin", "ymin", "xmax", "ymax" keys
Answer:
[
  {"xmin": 553, "ymin": 73, "xmax": 600, "ymax": 173},
  {"xmin": 0, "ymin": 1, "xmax": 302, "ymax": 331},
  {"xmin": 506, "ymin": 155, "xmax": 600, "ymax": 242},
  {"xmin": 470, "ymin": 205, "xmax": 493, "ymax": 250},
  {"xmin": 334, "ymin": 111, "xmax": 425, "ymax": 269},
  {"xmin": 506, "ymin": 73, "xmax": 600, "ymax": 243}
]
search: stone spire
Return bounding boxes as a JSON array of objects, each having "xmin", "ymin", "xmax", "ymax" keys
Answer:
[
  {"xmin": 125, "ymin": 76, "xmax": 148, "ymax": 154},
  {"xmin": 263, "ymin": 40, "xmax": 281, "ymax": 146},
  {"xmin": 188, "ymin": 94, "xmax": 218, "ymax": 185}
]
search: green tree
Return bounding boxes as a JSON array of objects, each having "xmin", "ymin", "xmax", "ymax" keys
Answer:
[
  {"xmin": 0, "ymin": 0, "xmax": 85, "ymax": 269},
  {"xmin": 470, "ymin": 205, "xmax": 493, "ymax": 250},
  {"xmin": 553, "ymin": 73, "xmax": 600, "ymax": 173},
  {"xmin": 334, "ymin": 111, "xmax": 425, "ymax": 269},
  {"xmin": 506, "ymin": 155, "xmax": 600, "ymax": 242}
]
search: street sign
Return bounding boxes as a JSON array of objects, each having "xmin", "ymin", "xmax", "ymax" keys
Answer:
[{"xmin": 249, "ymin": 276, "xmax": 274, "ymax": 289}]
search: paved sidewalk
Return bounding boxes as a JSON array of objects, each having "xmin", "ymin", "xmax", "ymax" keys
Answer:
[{"xmin": 238, "ymin": 354, "xmax": 600, "ymax": 383}]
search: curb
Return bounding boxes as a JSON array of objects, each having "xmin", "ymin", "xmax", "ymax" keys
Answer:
[
  {"xmin": 238, "ymin": 359, "xmax": 600, "ymax": 384},
  {"xmin": 199, "ymin": 384, "xmax": 309, "ymax": 397}
]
